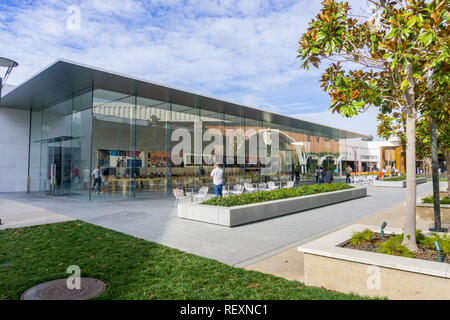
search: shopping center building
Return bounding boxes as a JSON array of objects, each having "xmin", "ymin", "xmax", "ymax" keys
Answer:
[{"xmin": 0, "ymin": 59, "xmax": 366, "ymax": 200}]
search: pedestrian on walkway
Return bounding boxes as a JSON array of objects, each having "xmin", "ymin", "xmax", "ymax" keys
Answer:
[
  {"xmin": 317, "ymin": 166, "xmax": 325, "ymax": 184},
  {"xmin": 92, "ymin": 166, "xmax": 102, "ymax": 194},
  {"xmin": 324, "ymin": 167, "xmax": 334, "ymax": 184},
  {"xmin": 210, "ymin": 163, "xmax": 224, "ymax": 197},
  {"xmin": 345, "ymin": 165, "xmax": 353, "ymax": 183},
  {"xmin": 82, "ymin": 168, "xmax": 90, "ymax": 190}
]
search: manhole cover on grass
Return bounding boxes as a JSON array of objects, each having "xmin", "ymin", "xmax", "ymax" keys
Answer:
[{"xmin": 21, "ymin": 278, "xmax": 107, "ymax": 300}]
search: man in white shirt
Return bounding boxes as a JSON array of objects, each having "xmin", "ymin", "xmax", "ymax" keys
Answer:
[
  {"xmin": 210, "ymin": 163, "xmax": 224, "ymax": 197},
  {"xmin": 91, "ymin": 166, "xmax": 102, "ymax": 194}
]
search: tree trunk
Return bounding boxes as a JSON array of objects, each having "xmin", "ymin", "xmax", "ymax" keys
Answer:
[
  {"xmin": 446, "ymin": 150, "xmax": 450, "ymax": 197},
  {"xmin": 402, "ymin": 64, "xmax": 418, "ymax": 251}
]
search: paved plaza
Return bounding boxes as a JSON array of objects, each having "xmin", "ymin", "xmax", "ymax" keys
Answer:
[
  {"xmin": 0, "ymin": 197, "xmax": 74, "ymax": 230},
  {"xmin": 0, "ymin": 182, "xmax": 443, "ymax": 268}
]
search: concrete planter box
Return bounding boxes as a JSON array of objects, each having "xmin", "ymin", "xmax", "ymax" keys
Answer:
[
  {"xmin": 417, "ymin": 202, "xmax": 450, "ymax": 224},
  {"xmin": 373, "ymin": 177, "xmax": 427, "ymax": 188},
  {"xmin": 298, "ymin": 224, "xmax": 450, "ymax": 300},
  {"xmin": 178, "ymin": 187, "xmax": 367, "ymax": 227}
]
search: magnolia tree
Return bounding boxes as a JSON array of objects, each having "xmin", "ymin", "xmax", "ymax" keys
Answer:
[{"xmin": 297, "ymin": 0, "xmax": 448, "ymax": 250}]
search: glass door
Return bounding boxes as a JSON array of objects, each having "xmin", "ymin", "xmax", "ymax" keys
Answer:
[
  {"xmin": 40, "ymin": 139, "xmax": 73, "ymax": 197},
  {"xmin": 60, "ymin": 139, "xmax": 73, "ymax": 196}
]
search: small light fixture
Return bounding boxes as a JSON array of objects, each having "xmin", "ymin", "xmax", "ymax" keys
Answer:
[
  {"xmin": 0, "ymin": 57, "xmax": 19, "ymax": 104},
  {"xmin": 380, "ymin": 222, "xmax": 387, "ymax": 239}
]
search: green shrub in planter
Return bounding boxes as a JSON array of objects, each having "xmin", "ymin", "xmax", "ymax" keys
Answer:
[
  {"xmin": 419, "ymin": 232, "xmax": 450, "ymax": 255},
  {"xmin": 349, "ymin": 229, "xmax": 374, "ymax": 245},
  {"xmin": 377, "ymin": 234, "xmax": 415, "ymax": 258},
  {"xmin": 202, "ymin": 183, "xmax": 354, "ymax": 207}
]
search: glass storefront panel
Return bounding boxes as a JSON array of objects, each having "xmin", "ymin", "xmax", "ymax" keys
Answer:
[
  {"xmin": 263, "ymin": 121, "xmax": 292, "ymax": 182},
  {"xmin": 39, "ymin": 97, "xmax": 73, "ymax": 197},
  {"xmin": 171, "ymin": 102, "xmax": 201, "ymax": 192},
  {"xmin": 70, "ymin": 90, "xmax": 93, "ymax": 200},
  {"xmin": 223, "ymin": 113, "xmax": 245, "ymax": 187},
  {"xmin": 135, "ymin": 97, "xmax": 171, "ymax": 197},
  {"xmin": 200, "ymin": 106, "xmax": 224, "ymax": 190},
  {"xmin": 91, "ymin": 90, "xmax": 135, "ymax": 199},
  {"xmin": 244, "ymin": 117, "xmax": 261, "ymax": 184},
  {"xmin": 27, "ymin": 85, "xmax": 354, "ymax": 201}
]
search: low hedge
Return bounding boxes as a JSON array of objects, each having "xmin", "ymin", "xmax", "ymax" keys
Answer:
[
  {"xmin": 383, "ymin": 175, "xmax": 422, "ymax": 182},
  {"xmin": 202, "ymin": 183, "xmax": 354, "ymax": 207},
  {"xmin": 422, "ymin": 196, "xmax": 450, "ymax": 205},
  {"xmin": 383, "ymin": 176, "xmax": 407, "ymax": 181}
]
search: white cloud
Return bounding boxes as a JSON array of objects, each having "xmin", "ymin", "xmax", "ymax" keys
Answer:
[
  {"xmin": 0, "ymin": 0, "xmax": 380, "ymax": 137},
  {"xmin": 88, "ymin": 0, "xmax": 144, "ymax": 15},
  {"xmin": 0, "ymin": 0, "xmax": 320, "ymax": 90}
]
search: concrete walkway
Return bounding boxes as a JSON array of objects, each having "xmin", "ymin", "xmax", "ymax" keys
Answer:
[
  {"xmin": 0, "ymin": 182, "xmax": 438, "ymax": 268},
  {"xmin": 245, "ymin": 182, "xmax": 448, "ymax": 283},
  {"xmin": 0, "ymin": 197, "xmax": 74, "ymax": 230}
]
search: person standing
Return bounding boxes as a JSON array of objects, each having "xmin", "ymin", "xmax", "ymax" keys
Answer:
[
  {"xmin": 324, "ymin": 167, "xmax": 334, "ymax": 183},
  {"xmin": 72, "ymin": 165, "xmax": 80, "ymax": 190},
  {"xmin": 92, "ymin": 165, "xmax": 102, "ymax": 194},
  {"xmin": 210, "ymin": 163, "xmax": 224, "ymax": 197},
  {"xmin": 345, "ymin": 165, "xmax": 353, "ymax": 183},
  {"xmin": 82, "ymin": 168, "xmax": 90, "ymax": 191},
  {"xmin": 317, "ymin": 166, "xmax": 325, "ymax": 184}
]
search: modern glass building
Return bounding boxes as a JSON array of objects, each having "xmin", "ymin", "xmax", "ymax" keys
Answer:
[{"xmin": 1, "ymin": 60, "xmax": 365, "ymax": 200}]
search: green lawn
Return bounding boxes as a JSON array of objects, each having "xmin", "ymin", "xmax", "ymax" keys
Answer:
[{"xmin": 0, "ymin": 221, "xmax": 368, "ymax": 300}]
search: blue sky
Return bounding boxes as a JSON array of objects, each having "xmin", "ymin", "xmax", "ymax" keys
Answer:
[{"xmin": 0, "ymin": 0, "xmax": 380, "ymax": 137}]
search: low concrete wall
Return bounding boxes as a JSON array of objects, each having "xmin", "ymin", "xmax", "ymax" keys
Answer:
[
  {"xmin": 178, "ymin": 187, "xmax": 367, "ymax": 227},
  {"xmin": 303, "ymin": 253, "xmax": 450, "ymax": 300},
  {"xmin": 373, "ymin": 177, "xmax": 427, "ymax": 188},
  {"xmin": 298, "ymin": 225, "xmax": 450, "ymax": 300},
  {"xmin": 416, "ymin": 203, "xmax": 450, "ymax": 224}
]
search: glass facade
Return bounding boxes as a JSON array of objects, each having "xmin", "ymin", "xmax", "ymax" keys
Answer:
[{"xmin": 28, "ymin": 86, "xmax": 350, "ymax": 201}]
